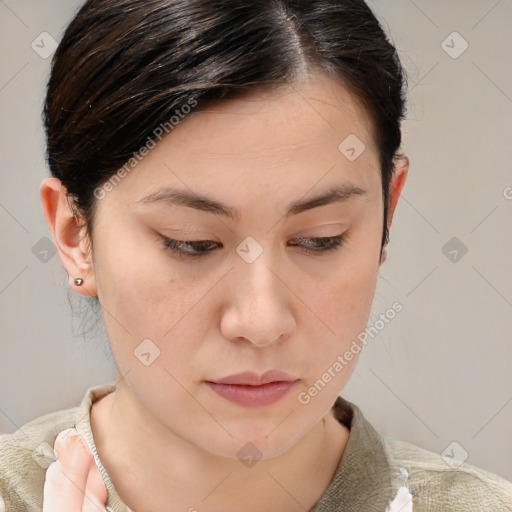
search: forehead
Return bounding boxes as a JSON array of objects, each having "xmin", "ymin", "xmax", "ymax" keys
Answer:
[
  {"xmin": 107, "ymin": 73, "xmax": 381, "ymax": 204},
  {"xmin": 174, "ymin": 73, "xmax": 376, "ymax": 157}
]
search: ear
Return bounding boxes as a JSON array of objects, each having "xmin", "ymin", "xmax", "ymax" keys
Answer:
[
  {"xmin": 39, "ymin": 177, "xmax": 98, "ymax": 297},
  {"xmin": 379, "ymin": 155, "xmax": 409, "ymax": 265}
]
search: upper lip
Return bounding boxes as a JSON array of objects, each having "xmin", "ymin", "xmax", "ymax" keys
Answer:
[{"xmin": 207, "ymin": 370, "xmax": 299, "ymax": 386}]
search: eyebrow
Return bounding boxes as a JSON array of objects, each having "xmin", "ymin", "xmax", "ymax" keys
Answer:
[{"xmin": 132, "ymin": 183, "xmax": 367, "ymax": 221}]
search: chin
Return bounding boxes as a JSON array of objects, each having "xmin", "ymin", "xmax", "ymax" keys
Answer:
[{"xmin": 204, "ymin": 423, "xmax": 307, "ymax": 462}]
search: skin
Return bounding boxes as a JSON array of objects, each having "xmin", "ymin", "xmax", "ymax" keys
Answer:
[
  {"xmin": 40, "ymin": 72, "xmax": 408, "ymax": 512},
  {"xmin": 43, "ymin": 428, "xmax": 108, "ymax": 512}
]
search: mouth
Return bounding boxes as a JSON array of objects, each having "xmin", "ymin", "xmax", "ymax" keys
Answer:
[{"xmin": 205, "ymin": 370, "xmax": 300, "ymax": 407}]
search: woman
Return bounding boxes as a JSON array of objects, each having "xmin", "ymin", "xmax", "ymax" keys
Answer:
[{"xmin": 0, "ymin": 0, "xmax": 511, "ymax": 510}]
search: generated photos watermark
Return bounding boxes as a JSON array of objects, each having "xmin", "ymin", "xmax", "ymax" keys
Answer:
[
  {"xmin": 298, "ymin": 301, "xmax": 403, "ymax": 405},
  {"xmin": 93, "ymin": 96, "xmax": 198, "ymax": 200}
]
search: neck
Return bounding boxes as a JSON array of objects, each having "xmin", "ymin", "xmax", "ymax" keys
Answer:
[{"xmin": 90, "ymin": 383, "xmax": 350, "ymax": 512}]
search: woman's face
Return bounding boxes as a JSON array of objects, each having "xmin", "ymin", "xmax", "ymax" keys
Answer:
[{"xmin": 87, "ymin": 73, "xmax": 388, "ymax": 459}]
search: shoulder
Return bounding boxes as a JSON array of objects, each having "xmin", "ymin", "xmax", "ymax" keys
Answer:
[
  {"xmin": 0, "ymin": 404, "xmax": 81, "ymax": 511},
  {"xmin": 382, "ymin": 435, "xmax": 512, "ymax": 511}
]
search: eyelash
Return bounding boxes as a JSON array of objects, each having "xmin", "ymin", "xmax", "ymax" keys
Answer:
[{"xmin": 160, "ymin": 233, "xmax": 348, "ymax": 258}]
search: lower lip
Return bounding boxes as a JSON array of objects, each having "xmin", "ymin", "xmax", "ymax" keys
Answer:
[{"xmin": 205, "ymin": 380, "xmax": 300, "ymax": 407}]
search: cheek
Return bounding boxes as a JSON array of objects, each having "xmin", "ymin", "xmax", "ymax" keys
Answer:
[
  {"xmin": 295, "ymin": 260, "xmax": 378, "ymax": 402},
  {"xmin": 306, "ymin": 252, "xmax": 379, "ymax": 333},
  {"xmin": 296, "ymin": 248, "xmax": 380, "ymax": 387},
  {"xmin": 95, "ymin": 228, "xmax": 183, "ymax": 315},
  {"xmin": 92, "ymin": 232, "xmax": 197, "ymax": 357}
]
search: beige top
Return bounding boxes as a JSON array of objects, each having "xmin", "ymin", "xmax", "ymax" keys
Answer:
[{"xmin": 1, "ymin": 382, "xmax": 511, "ymax": 511}]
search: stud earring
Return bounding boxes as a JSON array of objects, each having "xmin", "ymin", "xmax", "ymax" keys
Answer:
[{"xmin": 74, "ymin": 277, "xmax": 84, "ymax": 286}]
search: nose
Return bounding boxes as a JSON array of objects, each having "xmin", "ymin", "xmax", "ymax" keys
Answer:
[{"xmin": 220, "ymin": 252, "xmax": 296, "ymax": 347}]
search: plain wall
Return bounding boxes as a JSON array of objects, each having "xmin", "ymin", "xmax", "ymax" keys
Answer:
[{"xmin": 1, "ymin": 0, "xmax": 511, "ymax": 481}]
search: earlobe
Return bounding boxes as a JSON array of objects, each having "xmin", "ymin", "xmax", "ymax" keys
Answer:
[{"xmin": 39, "ymin": 177, "xmax": 97, "ymax": 297}]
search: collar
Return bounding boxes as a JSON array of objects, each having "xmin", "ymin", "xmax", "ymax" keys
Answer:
[
  {"xmin": 311, "ymin": 396, "xmax": 397, "ymax": 512},
  {"xmin": 74, "ymin": 382, "xmax": 126, "ymax": 512}
]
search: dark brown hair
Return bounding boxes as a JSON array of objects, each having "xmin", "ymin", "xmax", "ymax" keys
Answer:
[{"xmin": 44, "ymin": 0, "xmax": 407, "ymax": 257}]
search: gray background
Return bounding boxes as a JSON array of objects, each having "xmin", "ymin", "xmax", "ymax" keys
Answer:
[{"xmin": 1, "ymin": 0, "xmax": 511, "ymax": 481}]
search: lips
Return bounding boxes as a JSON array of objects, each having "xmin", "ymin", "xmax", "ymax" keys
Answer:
[
  {"xmin": 204, "ymin": 370, "xmax": 300, "ymax": 407},
  {"xmin": 206, "ymin": 369, "xmax": 299, "ymax": 386}
]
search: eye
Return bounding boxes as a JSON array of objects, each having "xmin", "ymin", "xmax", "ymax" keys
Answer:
[
  {"xmin": 288, "ymin": 234, "xmax": 348, "ymax": 255},
  {"xmin": 160, "ymin": 236, "xmax": 221, "ymax": 258},
  {"xmin": 159, "ymin": 233, "xmax": 348, "ymax": 259}
]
